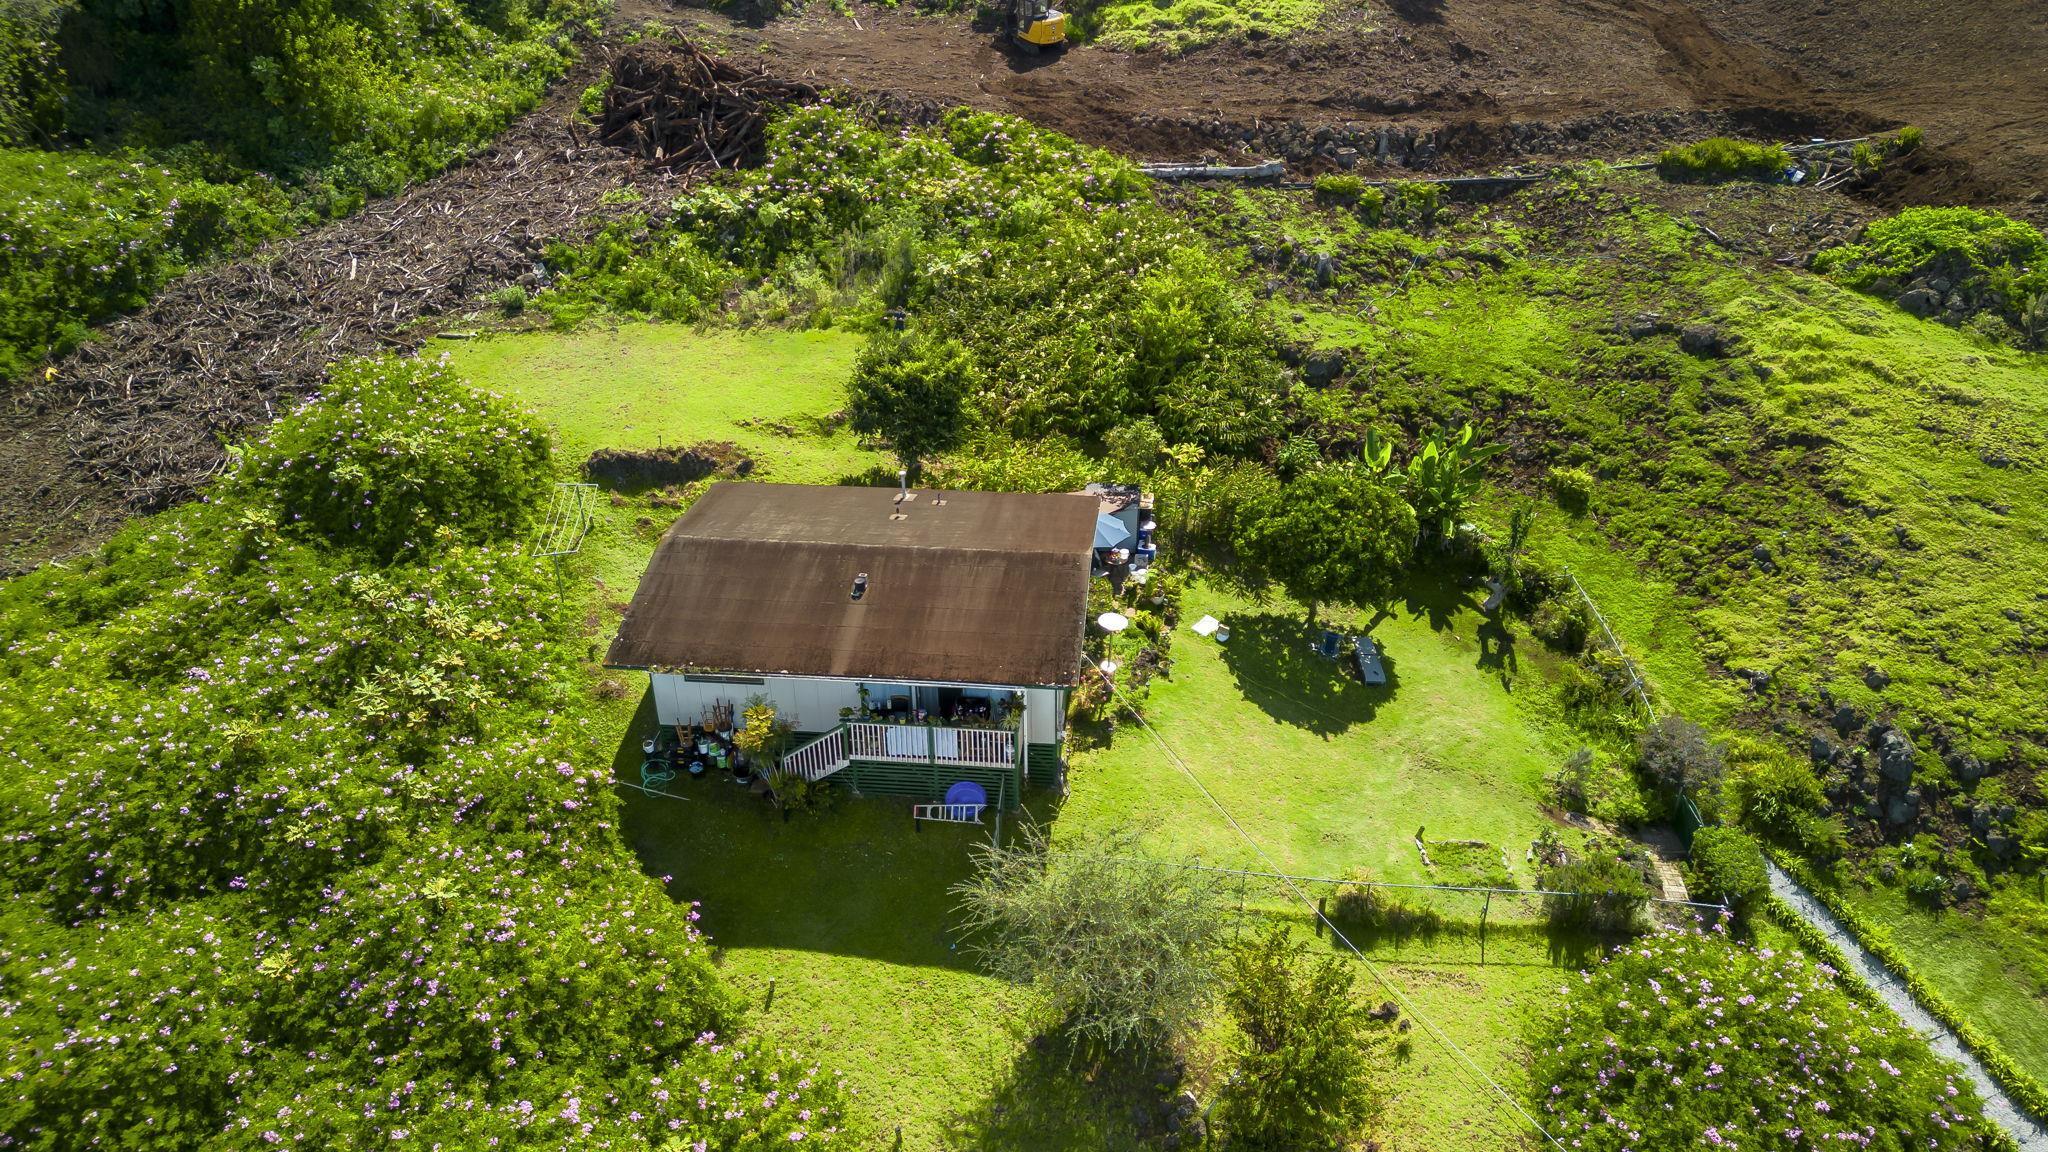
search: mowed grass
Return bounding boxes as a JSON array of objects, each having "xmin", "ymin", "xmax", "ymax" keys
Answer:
[{"xmin": 438, "ymin": 323, "xmax": 881, "ymax": 596}]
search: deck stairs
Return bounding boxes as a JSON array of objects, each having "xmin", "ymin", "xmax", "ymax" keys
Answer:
[{"xmin": 780, "ymin": 727, "xmax": 850, "ymax": 782}]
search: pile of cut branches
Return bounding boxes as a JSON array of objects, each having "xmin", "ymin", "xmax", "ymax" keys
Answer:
[{"xmin": 597, "ymin": 41, "xmax": 818, "ymax": 169}]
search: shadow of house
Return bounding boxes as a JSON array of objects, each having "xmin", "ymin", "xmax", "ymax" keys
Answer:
[
  {"xmin": 1215, "ymin": 611, "xmax": 1399, "ymax": 737},
  {"xmin": 615, "ymin": 688, "xmax": 992, "ymax": 970}
]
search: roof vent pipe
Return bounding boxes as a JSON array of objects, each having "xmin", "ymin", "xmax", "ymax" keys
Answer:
[{"xmin": 896, "ymin": 467, "xmax": 909, "ymax": 503}]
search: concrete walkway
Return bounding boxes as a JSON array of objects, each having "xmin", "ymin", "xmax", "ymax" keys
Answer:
[{"xmin": 1768, "ymin": 862, "xmax": 2048, "ymax": 1150}]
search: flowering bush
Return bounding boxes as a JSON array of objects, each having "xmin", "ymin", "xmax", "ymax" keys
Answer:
[
  {"xmin": 0, "ymin": 361, "xmax": 846, "ymax": 1149},
  {"xmin": 1530, "ymin": 925, "xmax": 1998, "ymax": 1150},
  {"xmin": 223, "ymin": 357, "xmax": 554, "ymax": 560}
]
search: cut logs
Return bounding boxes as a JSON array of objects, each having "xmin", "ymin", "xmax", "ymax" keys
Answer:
[{"xmin": 596, "ymin": 41, "xmax": 818, "ymax": 170}]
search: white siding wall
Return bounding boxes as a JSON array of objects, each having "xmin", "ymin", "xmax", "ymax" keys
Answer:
[
  {"xmin": 649, "ymin": 673, "xmax": 862, "ymax": 732},
  {"xmin": 1025, "ymin": 687, "xmax": 1060, "ymax": 745},
  {"xmin": 650, "ymin": 674, "xmax": 1065, "ymax": 742}
]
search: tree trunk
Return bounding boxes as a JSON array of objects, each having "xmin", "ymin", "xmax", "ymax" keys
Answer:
[{"xmin": 1305, "ymin": 600, "xmax": 1319, "ymax": 629}]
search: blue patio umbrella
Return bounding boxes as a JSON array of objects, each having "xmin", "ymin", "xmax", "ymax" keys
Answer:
[{"xmin": 1093, "ymin": 513, "xmax": 1132, "ymax": 549}]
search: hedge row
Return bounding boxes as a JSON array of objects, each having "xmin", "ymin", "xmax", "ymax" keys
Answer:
[{"xmin": 1768, "ymin": 850, "xmax": 2048, "ymax": 1127}]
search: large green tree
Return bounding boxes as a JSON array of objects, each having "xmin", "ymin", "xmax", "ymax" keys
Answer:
[
  {"xmin": 1234, "ymin": 466, "xmax": 1417, "ymax": 627},
  {"xmin": 847, "ymin": 330, "xmax": 977, "ymax": 481}
]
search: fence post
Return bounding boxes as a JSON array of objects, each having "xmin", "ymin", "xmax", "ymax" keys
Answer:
[
  {"xmin": 1480, "ymin": 890, "xmax": 1492, "ymax": 965},
  {"xmin": 1317, "ymin": 895, "xmax": 1327, "ymax": 937}
]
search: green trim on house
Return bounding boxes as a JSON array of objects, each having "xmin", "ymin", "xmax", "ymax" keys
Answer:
[
  {"xmin": 838, "ymin": 758, "xmax": 1023, "ymax": 809},
  {"xmin": 1026, "ymin": 742, "xmax": 1062, "ymax": 788}
]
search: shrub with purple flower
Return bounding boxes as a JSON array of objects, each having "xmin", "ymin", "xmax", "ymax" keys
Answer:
[{"xmin": 1529, "ymin": 924, "xmax": 1998, "ymax": 1150}]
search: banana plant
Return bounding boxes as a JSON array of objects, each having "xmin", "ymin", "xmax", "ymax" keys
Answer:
[
  {"xmin": 1359, "ymin": 426, "xmax": 1397, "ymax": 481},
  {"xmin": 1404, "ymin": 423, "xmax": 1504, "ymax": 545}
]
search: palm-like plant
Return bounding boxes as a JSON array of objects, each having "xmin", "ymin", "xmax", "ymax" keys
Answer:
[{"xmin": 1404, "ymin": 423, "xmax": 1503, "ymax": 544}]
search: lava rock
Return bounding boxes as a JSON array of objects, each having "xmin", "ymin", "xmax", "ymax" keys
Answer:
[
  {"xmin": 1738, "ymin": 667, "xmax": 1771, "ymax": 693},
  {"xmin": 1896, "ymin": 287, "xmax": 1943, "ymax": 317},
  {"xmin": 1863, "ymin": 666, "xmax": 1891, "ymax": 691},
  {"xmin": 1810, "ymin": 733, "xmax": 1840, "ymax": 767},
  {"xmin": 1750, "ymin": 543, "xmax": 1775, "ymax": 572},
  {"xmin": 1312, "ymin": 253, "xmax": 1337, "ymax": 289},
  {"xmin": 1945, "ymin": 750, "xmax": 1986, "ymax": 783},
  {"xmin": 1884, "ymin": 794, "xmax": 1916, "ymax": 827},
  {"xmin": 1679, "ymin": 324, "xmax": 1727, "ymax": 357},
  {"xmin": 1872, "ymin": 726, "xmax": 1918, "ymax": 784},
  {"xmin": 1832, "ymin": 704, "xmax": 1864, "ymax": 738},
  {"xmin": 1303, "ymin": 350, "xmax": 1348, "ymax": 387},
  {"xmin": 1625, "ymin": 312, "xmax": 1662, "ymax": 339}
]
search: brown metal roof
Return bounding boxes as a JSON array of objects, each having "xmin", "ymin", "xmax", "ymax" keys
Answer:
[{"xmin": 605, "ymin": 482, "xmax": 1099, "ymax": 687}]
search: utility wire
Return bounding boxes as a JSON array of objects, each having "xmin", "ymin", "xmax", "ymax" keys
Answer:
[{"xmin": 1084, "ymin": 654, "xmax": 1570, "ymax": 1151}]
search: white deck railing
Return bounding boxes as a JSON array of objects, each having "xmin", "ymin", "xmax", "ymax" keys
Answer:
[
  {"xmin": 846, "ymin": 721, "xmax": 1015, "ymax": 768},
  {"xmin": 780, "ymin": 728, "xmax": 849, "ymax": 782}
]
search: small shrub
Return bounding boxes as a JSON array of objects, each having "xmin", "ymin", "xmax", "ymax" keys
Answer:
[
  {"xmin": 1636, "ymin": 716, "xmax": 1726, "ymax": 806},
  {"xmin": 1849, "ymin": 140, "xmax": 1881, "ymax": 173},
  {"xmin": 1891, "ymin": 125, "xmax": 1924, "ymax": 155},
  {"xmin": 1529, "ymin": 593, "xmax": 1590, "ymax": 653},
  {"xmin": 1655, "ymin": 137, "xmax": 1792, "ymax": 184},
  {"xmin": 1684, "ymin": 827, "xmax": 1768, "ymax": 914},
  {"xmin": 491, "ymin": 284, "xmax": 527, "ymax": 315},
  {"xmin": 1539, "ymin": 852, "xmax": 1650, "ymax": 933},
  {"xmin": 1547, "ymin": 465, "xmax": 1595, "ymax": 513},
  {"xmin": 1328, "ymin": 882, "xmax": 1448, "ymax": 943},
  {"xmin": 1546, "ymin": 747, "xmax": 1651, "ymax": 826},
  {"xmin": 1312, "ymin": 172, "xmax": 1366, "ymax": 205},
  {"xmin": 1214, "ymin": 927, "xmax": 1382, "ymax": 1151},
  {"xmin": 1725, "ymin": 737, "xmax": 1824, "ymax": 843}
]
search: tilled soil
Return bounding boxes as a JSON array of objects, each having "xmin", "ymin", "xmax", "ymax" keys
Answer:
[{"xmin": 673, "ymin": 0, "xmax": 2044, "ymax": 213}]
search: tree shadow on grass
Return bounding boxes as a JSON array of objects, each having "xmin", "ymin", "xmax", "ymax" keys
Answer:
[
  {"xmin": 1215, "ymin": 611, "xmax": 1399, "ymax": 737},
  {"xmin": 940, "ymin": 1033, "xmax": 1160, "ymax": 1152}
]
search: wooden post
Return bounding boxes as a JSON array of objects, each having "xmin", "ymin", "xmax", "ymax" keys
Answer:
[
  {"xmin": 1317, "ymin": 895, "xmax": 1327, "ymax": 938},
  {"xmin": 1480, "ymin": 890, "xmax": 1492, "ymax": 966}
]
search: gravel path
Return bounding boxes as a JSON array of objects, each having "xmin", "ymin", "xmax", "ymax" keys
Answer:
[{"xmin": 1767, "ymin": 862, "xmax": 2048, "ymax": 1150}]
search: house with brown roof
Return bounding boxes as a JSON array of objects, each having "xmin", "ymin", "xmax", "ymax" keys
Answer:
[{"xmin": 604, "ymin": 481, "xmax": 1099, "ymax": 808}]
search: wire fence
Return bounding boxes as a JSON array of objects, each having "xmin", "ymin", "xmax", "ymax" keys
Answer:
[
  {"xmin": 1108, "ymin": 857, "xmax": 1727, "ymax": 966},
  {"xmin": 1566, "ymin": 568, "xmax": 1656, "ymax": 722}
]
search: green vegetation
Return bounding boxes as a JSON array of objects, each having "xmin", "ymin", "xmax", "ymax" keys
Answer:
[
  {"xmin": 847, "ymin": 329, "xmax": 977, "ymax": 478},
  {"xmin": 1215, "ymin": 928, "xmax": 1383, "ymax": 1150},
  {"xmin": 0, "ymin": 359, "xmax": 844, "ymax": 1148},
  {"xmin": 1079, "ymin": 0, "xmax": 1326, "ymax": 52},
  {"xmin": 954, "ymin": 824, "xmax": 1225, "ymax": 1054},
  {"xmin": 1654, "ymin": 136, "xmax": 1792, "ymax": 183},
  {"xmin": 0, "ymin": 0, "xmax": 592, "ymax": 378},
  {"xmin": 1813, "ymin": 206, "xmax": 2048, "ymax": 344},
  {"xmin": 1529, "ymin": 925, "xmax": 1999, "ymax": 1149},
  {"xmin": 1232, "ymin": 465, "xmax": 1416, "ymax": 626},
  {"xmin": 1684, "ymin": 826, "xmax": 1768, "ymax": 913}
]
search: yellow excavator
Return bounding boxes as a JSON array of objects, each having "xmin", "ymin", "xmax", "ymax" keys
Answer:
[{"xmin": 1007, "ymin": 0, "xmax": 1067, "ymax": 52}]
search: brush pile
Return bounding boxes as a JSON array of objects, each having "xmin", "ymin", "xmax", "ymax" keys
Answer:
[{"xmin": 596, "ymin": 41, "xmax": 818, "ymax": 169}]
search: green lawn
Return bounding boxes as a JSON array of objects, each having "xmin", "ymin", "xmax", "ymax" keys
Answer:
[{"xmin": 438, "ymin": 323, "xmax": 881, "ymax": 596}]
